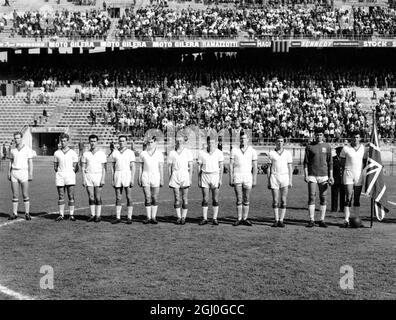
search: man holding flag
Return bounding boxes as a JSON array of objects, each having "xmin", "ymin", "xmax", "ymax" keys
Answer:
[
  {"xmin": 362, "ymin": 116, "xmax": 389, "ymax": 225},
  {"xmin": 340, "ymin": 131, "xmax": 368, "ymax": 228}
]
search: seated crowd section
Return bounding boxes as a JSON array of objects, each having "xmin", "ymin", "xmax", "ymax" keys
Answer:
[
  {"xmin": 1, "ymin": 3, "xmax": 396, "ymax": 39},
  {"xmin": 5, "ymin": 58, "xmax": 396, "ymax": 142}
]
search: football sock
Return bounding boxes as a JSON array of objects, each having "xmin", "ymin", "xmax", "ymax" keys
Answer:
[
  {"xmin": 308, "ymin": 204, "xmax": 315, "ymax": 221},
  {"xmin": 96, "ymin": 205, "xmax": 102, "ymax": 218},
  {"xmin": 127, "ymin": 206, "xmax": 133, "ymax": 220},
  {"xmin": 176, "ymin": 208, "xmax": 181, "ymax": 219},
  {"xmin": 116, "ymin": 205, "xmax": 122, "ymax": 220},
  {"xmin": 69, "ymin": 206, "xmax": 75, "ymax": 216},
  {"xmin": 151, "ymin": 206, "xmax": 158, "ymax": 220},
  {"xmin": 202, "ymin": 206, "xmax": 208, "ymax": 220},
  {"xmin": 145, "ymin": 206, "xmax": 152, "ymax": 220},
  {"xmin": 280, "ymin": 208, "xmax": 286, "ymax": 222},
  {"xmin": 24, "ymin": 201, "xmax": 30, "ymax": 215},
  {"xmin": 90, "ymin": 205, "xmax": 95, "ymax": 217},
  {"xmin": 213, "ymin": 206, "xmax": 219, "ymax": 220},
  {"xmin": 12, "ymin": 202, "xmax": 18, "ymax": 216},
  {"xmin": 182, "ymin": 209, "xmax": 188, "ymax": 219},
  {"xmin": 345, "ymin": 206, "xmax": 350, "ymax": 222},
  {"xmin": 274, "ymin": 207, "xmax": 279, "ymax": 221},
  {"xmin": 59, "ymin": 204, "xmax": 65, "ymax": 217},
  {"xmin": 242, "ymin": 205, "xmax": 249, "ymax": 220},
  {"xmin": 320, "ymin": 205, "xmax": 326, "ymax": 221},
  {"xmin": 354, "ymin": 206, "xmax": 360, "ymax": 218},
  {"xmin": 237, "ymin": 205, "xmax": 242, "ymax": 220}
]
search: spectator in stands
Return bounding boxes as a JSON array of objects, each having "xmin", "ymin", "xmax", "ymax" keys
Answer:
[
  {"xmin": 90, "ymin": 108, "xmax": 96, "ymax": 126},
  {"xmin": 4, "ymin": 0, "xmax": 10, "ymax": 7},
  {"xmin": 331, "ymin": 146, "xmax": 345, "ymax": 213}
]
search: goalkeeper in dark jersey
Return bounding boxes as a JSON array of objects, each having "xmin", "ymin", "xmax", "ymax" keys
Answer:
[{"xmin": 303, "ymin": 128, "xmax": 334, "ymax": 228}]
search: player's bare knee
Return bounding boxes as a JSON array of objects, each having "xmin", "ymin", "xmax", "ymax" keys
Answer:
[
  {"xmin": 174, "ymin": 200, "xmax": 181, "ymax": 209},
  {"xmin": 272, "ymin": 200, "xmax": 279, "ymax": 208},
  {"xmin": 280, "ymin": 201, "xmax": 287, "ymax": 209}
]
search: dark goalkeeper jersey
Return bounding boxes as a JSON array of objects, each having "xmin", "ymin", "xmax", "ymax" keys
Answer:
[{"xmin": 303, "ymin": 142, "xmax": 333, "ymax": 176}]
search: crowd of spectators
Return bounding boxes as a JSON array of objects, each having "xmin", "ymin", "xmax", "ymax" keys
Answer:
[
  {"xmin": 12, "ymin": 9, "xmax": 111, "ymax": 39},
  {"xmin": 375, "ymin": 91, "xmax": 396, "ymax": 139},
  {"xmin": 116, "ymin": 6, "xmax": 241, "ymax": 39},
  {"xmin": 91, "ymin": 69, "xmax": 371, "ymax": 143},
  {"xmin": 2, "ymin": 4, "xmax": 396, "ymax": 39}
]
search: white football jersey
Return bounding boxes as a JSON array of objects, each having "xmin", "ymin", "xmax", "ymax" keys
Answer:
[
  {"xmin": 197, "ymin": 149, "xmax": 224, "ymax": 174},
  {"xmin": 231, "ymin": 146, "xmax": 257, "ymax": 175},
  {"xmin": 82, "ymin": 149, "xmax": 107, "ymax": 174},
  {"xmin": 111, "ymin": 148, "xmax": 135, "ymax": 171},
  {"xmin": 168, "ymin": 148, "xmax": 193, "ymax": 172},
  {"xmin": 54, "ymin": 149, "xmax": 78, "ymax": 173},
  {"xmin": 268, "ymin": 149, "xmax": 293, "ymax": 175},
  {"xmin": 10, "ymin": 145, "xmax": 34, "ymax": 170},
  {"xmin": 140, "ymin": 149, "xmax": 164, "ymax": 174}
]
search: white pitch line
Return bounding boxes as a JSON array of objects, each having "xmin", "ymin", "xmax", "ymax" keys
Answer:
[
  {"xmin": 388, "ymin": 201, "xmax": 396, "ymax": 206},
  {"xmin": 0, "ymin": 284, "xmax": 35, "ymax": 300}
]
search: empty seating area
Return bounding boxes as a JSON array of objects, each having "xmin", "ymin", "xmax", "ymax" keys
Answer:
[
  {"xmin": 0, "ymin": 96, "xmax": 57, "ymax": 145},
  {"xmin": 56, "ymin": 97, "xmax": 116, "ymax": 146}
]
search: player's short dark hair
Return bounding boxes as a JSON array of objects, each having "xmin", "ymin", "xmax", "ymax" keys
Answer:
[
  {"xmin": 351, "ymin": 131, "xmax": 361, "ymax": 137},
  {"xmin": 207, "ymin": 135, "xmax": 216, "ymax": 143},
  {"xmin": 88, "ymin": 134, "xmax": 98, "ymax": 141},
  {"xmin": 240, "ymin": 131, "xmax": 248, "ymax": 138},
  {"xmin": 118, "ymin": 135, "xmax": 127, "ymax": 141},
  {"xmin": 59, "ymin": 133, "xmax": 69, "ymax": 141},
  {"xmin": 276, "ymin": 135, "xmax": 284, "ymax": 141},
  {"xmin": 13, "ymin": 131, "xmax": 22, "ymax": 138}
]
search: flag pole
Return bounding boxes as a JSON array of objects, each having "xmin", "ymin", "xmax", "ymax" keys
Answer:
[{"xmin": 370, "ymin": 109, "xmax": 376, "ymax": 228}]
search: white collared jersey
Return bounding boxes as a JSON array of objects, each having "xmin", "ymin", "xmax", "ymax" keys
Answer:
[
  {"xmin": 54, "ymin": 149, "xmax": 78, "ymax": 172},
  {"xmin": 230, "ymin": 146, "xmax": 258, "ymax": 175},
  {"xmin": 140, "ymin": 149, "xmax": 164, "ymax": 174},
  {"xmin": 197, "ymin": 148, "xmax": 224, "ymax": 174},
  {"xmin": 168, "ymin": 148, "xmax": 193, "ymax": 171},
  {"xmin": 10, "ymin": 145, "xmax": 34, "ymax": 170},
  {"xmin": 340, "ymin": 145, "xmax": 367, "ymax": 173},
  {"xmin": 110, "ymin": 148, "xmax": 135, "ymax": 171},
  {"xmin": 82, "ymin": 149, "xmax": 107, "ymax": 174},
  {"xmin": 268, "ymin": 149, "xmax": 293, "ymax": 175}
]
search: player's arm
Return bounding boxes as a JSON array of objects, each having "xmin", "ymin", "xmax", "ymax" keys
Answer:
[
  {"xmin": 267, "ymin": 161, "xmax": 272, "ymax": 189},
  {"xmin": 100, "ymin": 162, "xmax": 106, "ymax": 187},
  {"xmin": 188, "ymin": 160, "xmax": 193, "ymax": 184},
  {"xmin": 327, "ymin": 146, "xmax": 334, "ymax": 185},
  {"xmin": 8, "ymin": 155, "xmax": 12, "ymax": 181},
  {"xmin": 82, "ymin": 161, "xmax": 87, "ymax": 187},
  {"xmin": 229, "ymin": 157, "xmax": 234, "ymax": 186},
  {"xmin": 168, "ymin": 162, "xmax": 173, "ymax": 180},
  {"xmin": 54, "ymin": 161, "xmax": 58, "ymax": 172},
  {"xmin": 252, "ymin": 159, "xmax": 258, "ymax": 188},
  {"xmin": 218, "ymin": 160, "xmax": 224, "ymax": 187},
  {"xmin": 28, "ymin": 158, "xmax": 33, "ymax": 181},
  {"xmin": 303, "ymin": 146, "xmax": 309, "ymax": 183},
  {"xmin": 130, "ymin": 160, "xmax": 135, "ymax": 187},
  {"xmin": 288, "ymin": 162, "xmax": 293, "ymax": 188},
  {"xmin": 73, "ymin": 162, "xmax": 78, "ymax": 173},
  {"xmin": 197, "ymin": 161, "xmax": 202, "ymax": 188},
  {"xmin": 159, "ymin": 161, "xmax": 164, "ymax": 187},
  {"xmin": 339, "ymin": 148, "xmax": 346, "ymax": 179},
  {"xmin": 363, "ymin": 147, "xmax": 368, "ymax": 168}
]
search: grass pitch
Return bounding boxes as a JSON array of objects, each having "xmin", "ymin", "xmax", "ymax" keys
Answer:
[{"xmin": 0, "ymin": 163, "xmax": 395, "ymax": 300}]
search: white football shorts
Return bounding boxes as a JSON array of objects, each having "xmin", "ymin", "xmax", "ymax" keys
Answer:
[
  {"xmin": 113, "ymin": 170, "xmax": 132, "ymax": 188},
  {"xmin": 201, "ymin": 172, "xmax": 220, "ymax": 189},
  {"xmin": 169, "ymin": 170, "xmax": 190, "ymax": 188},
  {"xmin": 233, "ymin": 173, "xmax": 253, "ymax": 189},
  {"xmin": 56, "ymin": 171, "xmax": 76, "ymax": 186},
  {"xmin": 85, "ymin": 173, "xmax": 103, "ymax": 187},
  {"xmin": 11, "ymin": 169, "xmax": 28, "ymax": 183},
  {"xmin": 269, "ymin": 173, "xmax": 289, "ymax": 189}
]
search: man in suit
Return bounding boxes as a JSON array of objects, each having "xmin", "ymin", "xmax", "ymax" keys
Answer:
[{"xmin": 331, "ymin": 146, "xmax": 344, "ymax": 213}]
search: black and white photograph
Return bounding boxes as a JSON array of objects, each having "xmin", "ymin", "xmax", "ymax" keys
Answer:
[{"xmin": 0, "ymin": 0, "xmax": 395, "ymax": 308}]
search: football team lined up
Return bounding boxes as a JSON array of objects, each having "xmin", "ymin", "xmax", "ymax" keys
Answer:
[{"xmin": 6, "ymin": 129, "xmax": 367, "ymax": 228}]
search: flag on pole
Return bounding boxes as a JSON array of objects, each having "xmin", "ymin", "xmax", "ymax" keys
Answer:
[{"xmin": 362, "ymin": 117, "xmax": 389, "ymax": 221}]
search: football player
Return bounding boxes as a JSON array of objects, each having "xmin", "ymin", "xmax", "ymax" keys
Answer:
[
  {"xmin": 168, "ymin": 134, "xmax": 193, "ymax": 225},
  {"xmin": 267, "ymin": 136, "xmax": 293, "ymax": 227},
  {"xmin": 197, "ymin": 136, "xmax": 224, "ymax": 225},
  {"xmin": 8, "ymin": 131, "xmax": 34, "ymax": 220},
  {"xmin": 303, "ymin": 128, "xmax": 334, "ymax": 228},
  {"xmin": 54, "ymin": 133, "xmax": 79, "ymax": 221},
  {"xmin": 229, "ymin": 131, "xmax": 258, "ymax": 226},
  {"xmin": 110, "ymin": 135, "xmax": 136, "ymax": 224},
  {"xmin": 81, "ymin": 135, "xmax": 107, "ymax": 223},
  {"xmin": 138, "ymin": 136, "xmax": 164, "ymax": 224}
]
